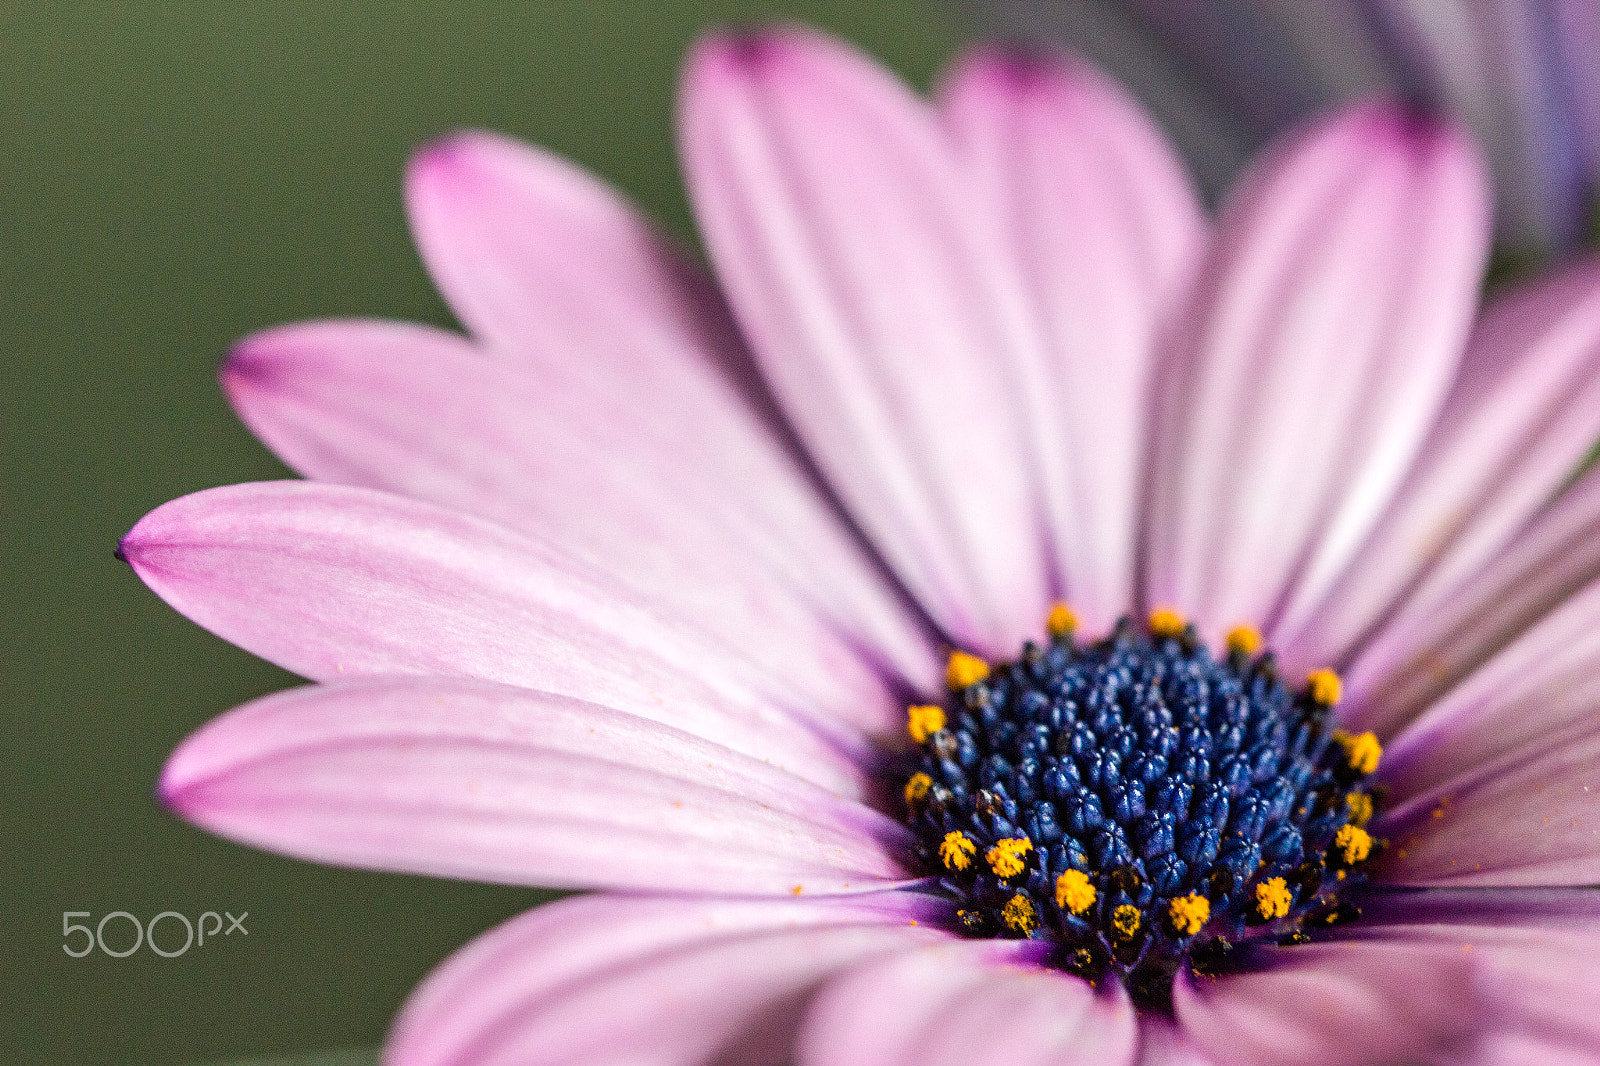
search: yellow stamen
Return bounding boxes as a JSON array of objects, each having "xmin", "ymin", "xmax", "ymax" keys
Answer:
[
  {"xmin": 1168, "ymin": 892, "xmax": 1211, "ymax": 936},
  {"xmin": 939, "ymin": 831, "xmax": 977, "ymax": 871},
  {"xmin": 945, "ymin": 651, "xmax": 990, "ymax": 690},
  {"xmin": 906, "ymin": 704, "xmax": 946, "ymax": 744},
  {"xmin": 1307, "ymin": 668, "xmax": 1343, "ymax": 706},
  {"xmin": 1046, "ymin": 602, "xmax": 1079, "ymax": 639},
  {"xmin": 1148, "ymin": 607, "xmax": 1187, "ymax": 640},
  {"xmin": 1226, "ymin": 624, "xmax": 1262, "ymax": 656},
  {"xmin": 1110, "ymin": 903, "xmax": 1141, "ymax": 940},
  {"xmin": 1054, "ymin": 869, "xmax": 1096, "ymax": 915},
  {"xmin": 1333, "ymin": 823, "xmax": 1373, "ymax": 865},
  {"xmin": 1255, "ymin": 877, "xmax": 1293, "ymax": 920},
  {"xmin": 1001, "ymin": 893, "xmax": 1037, "ymax": 934},
  {"xmin": 1345, "ymin": 791, "xmax": 1373, "ymax": 827},
  {"xmin": 1335, "ymin": 730, "xmax": 1382, "ymax": 775},
  {"xmin": 903, "ymin": 772, "xmax": 932, "ymax": 805},
  {"xmin": 986, "ymin": 837, "xmax": 1034, "ymax": 878}
]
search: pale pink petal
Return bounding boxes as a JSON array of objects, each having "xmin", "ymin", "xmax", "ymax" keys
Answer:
[
  {"xmin": 225, "ymin": 319, "xmax": 937, "ymax": 734},
  {"xmin": 405, "ymin": 128, "xmax": 748, "ymax": 389},
  {"xmin": 1144, "ymin": 104, "xmax": 1490, "ymax": 642},
  {"xmin": 939, "ymin": 48, "xmax": 1206, "ymax": 632},
  {"xmin": 679, "ymin": 27, "xmax": 1060, "ymax": 656},
  {"xmin": 401, "ymin": 130, "xmax": 936, "ymax": 697},
  {"xmin": 1374, "ymin": 715, "xmax": 1600, "ymax": 887},
  {"xmin": 161, "ymin": 677, "xmax": 913, "ymax": 894},
  {"xmin": 1280, "ymin": 258, "xmax": 1600, "ymax": 679},
  {"xmin": 1378, "ymin": 576, "xmax": 1600, "ymax": 799},
  {"xmin": 798, "ymin": 940, "xmax": 1136, "ymax": 1066},
  {"xmin": 386, "ymin": 891, "xmax": 953, "ymax": 1066},
  {"xmin": 121, "ymin": 481, "xmax": 866, "ymax": 795},
  {"xmin": 1134, "ymin": 1020, "xmax": 1220, "ymax": 1066},
  {"xmin": 1342, "ymin": 464, "xmax": 1600, "ymax": 736},
  {"xmin": 1174, "ymin": 939, "xmax": 1482, "ymax": 1066},
  {"xmin": 1345, "ymin": 888, "xmax": 1600, "ymax": 1063}
]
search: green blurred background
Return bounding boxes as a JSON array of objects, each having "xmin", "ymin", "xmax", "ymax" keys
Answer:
[{"xmin": 0, "ymin": 3, "xmax": 967, "ymax": 1062}]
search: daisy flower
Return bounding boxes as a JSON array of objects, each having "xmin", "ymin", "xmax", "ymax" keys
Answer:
[{"xmin": 122, "ymin": 24, "xmax": 1600, "ymax": 1066}]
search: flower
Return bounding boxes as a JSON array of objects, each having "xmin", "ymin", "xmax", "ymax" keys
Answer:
[
  {"xmin": 964, "ymin": 0, "xmax": 1600, "ymax": 257},
  {"xmin": 119, "ymin": 23, "xmax": 1600, "ymax": 1066}
]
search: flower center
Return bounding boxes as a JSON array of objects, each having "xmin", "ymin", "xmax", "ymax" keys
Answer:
[{"xmin": 899, "ymin": 607, "xmax": 1383, "ymax": 1009}]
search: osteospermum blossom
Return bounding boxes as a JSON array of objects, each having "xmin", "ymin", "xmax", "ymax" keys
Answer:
[{"xmin": 121, "ymin": 25, "xmax": 1600, "ymax": 1066}]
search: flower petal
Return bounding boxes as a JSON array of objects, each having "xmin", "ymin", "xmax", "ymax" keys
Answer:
[
  {"xmin": 939, "ymin": 47, "xmax": 1206, "ymax": 632},
  {"xmin": 161, "ymin": 677, "xmax": 913, "ymax": 894},
  {"xmin": 797, "ymin": 941, "xmax": 1136, "ymax": 1066},
  {"xmin": 1341, "ymin": 464, "xmax": 1600, "ymax": 738},
  {"xmin": 224, "ymin": 319, "xmax": 938, "ymax": 733},
  {"xmin": 404, "ymin": 128, "xmax": 745, "ymax": 388},
  {"xmin": 1374, "ymin": 714, "xmax": 1600, "ymax": 887},
  {"xmin": 1144, "ymin": 104, "xmax": 1489, "ymax": 642},
  {"xmin": 1279, "ymin": 259, "xmax": 1600, "ymax": 684},
  {"xmin": 1133, "ymin": 1020, "xmax": 1220, "ymax": 1066},
  {"xmin": 121, "ymin": 481, "xmax": 866, "ymax": 794},
  {"xmin": 679, "ymin": 27, "xmax": 1059, "ymax": 655},
  {"xmin": 386, "ymin": 891, "xmax": 952, "ymax": 1066},
  {"xmin": 1173, "ymin": 939, "xmax": 1482, "ymax": 1066},
  {"xmin": 1378, "ymin": 576, "xmax": 1600, "ymax": 800},
  {"xmin": 1347, "ymin": 887, "xmax": 1600, "ymax": 1063}
]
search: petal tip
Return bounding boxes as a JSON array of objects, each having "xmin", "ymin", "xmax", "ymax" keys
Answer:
[
  {"xmin": 404, "ymin": 130, "xmax": 504, "ymax": 205},
  {"xmin": 218, "ymin": 337, "xmax": 274, "ymax": 399},
  {"xmin": 1330, "ymin": 100, "xmax": 1481, "ymax": 167},
  {"xmin": 155, "ymin": 748, "xmax": 200, "ymax": 819}
]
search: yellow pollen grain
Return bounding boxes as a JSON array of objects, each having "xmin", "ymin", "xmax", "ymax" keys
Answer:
[
  {"xmin": 1333, "ymin": 824, "xmax": 1373, "ymax": 865},
  {"xmin": 903, "ymin": 772, "xmax": 932, "ymax": 805},
  {"xmin": 945, "ymin": 651, "xmax": 990, "ymax": 690},
  {"xmin": 1001, "ymin": 893, "xmax": 1037, "ymax": 934},
  {"xmin": 1046, "ymin": 602, "xmax": 1079, "ymax": 639},
  {"xmin": 906, "ymin": 704, "xmax": 946, "ymax": 744},
  {"xmin": 1226, "ymin": 625, "xmax": 1262, "ymax": 656},
  {"xmin": 1110, "ymin": 903, "xmax": 1142, "ymax": 940},
  {"xmin": 1255, "ymin": 877, "xmax": 1293, "ymax": 920},
  {"xmin": 1168, "ymin": 892, "xmax": 1211, "ymax": 936},
  {"xmin": 1148, "ymin": 607, "xmax": 1186, "ymax": 640},
  {"xmin": 1345, "ymin": 791, "xmax": 1373, "ymax": 827},
  {"xmin": 939, "ymin": 831, "xmax": 977, "ymax": 872},
  {"xmin": 986, "ymin": 837, "xmax": 1034, "ymax": 878},
  {"xmin": 1338, "ymin": 730, "xmax": 1382, "ymax": 775},
  {"xmin": 1307, "ymin": 668, "xmax": 1343, "ymax": 706},
  {"xmin": 1054, "ymin": 869, "xmax": 1096, "ymax": 915}
]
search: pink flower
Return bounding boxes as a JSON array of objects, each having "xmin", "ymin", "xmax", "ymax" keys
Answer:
[{"xmin": 121, "ymin": 25, "xmax": 1600, "ymax": 1066}]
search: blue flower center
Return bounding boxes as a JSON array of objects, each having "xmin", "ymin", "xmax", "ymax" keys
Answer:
[{"xmin": 900, "ymin": 609, "xmax": 1382, "ymax": 1008}]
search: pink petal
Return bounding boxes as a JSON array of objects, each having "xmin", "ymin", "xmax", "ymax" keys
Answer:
[
  {"xmin": 1341, "ymin": 464, "xmax": 1600, "ymax": 738},
  {"xmin": 1373, "ymin": 715, "xmax": 1600, "ymax": 887},
  {"xmin": 1133, "ymin": 1020, "xmax": 1220, "ymax": 1066},
  {"xmin": 797, "ymin": 941, "xmax": 1136, "ymax": 1066},
  {"xmin": 161, "ymin": 677, "xmax": 913, "ymax": 894},
  {"xmin": 225, "ymin": 319, "xmax": 937, "ymax": 734},
  {"xmin": 1344, "ymin": 888, "xmax": 1600, "ymax": 1063},
  {"xmin": 386, "ymin": 891, "xmax": 952, "ymax": 1066},
  {"xmin": 402, "ymin": 130, "xmax": 937, "ymax": 699},
  {"xmin": 121, "ymin": 481, "xmax": 866, "ymax": 795},
  {"xmin": 939, "ymin": 48, "xmax": 1206, "ymax": 632},
  {"xmin": 679, "ymin": 27, "xmax": 1060, "ymax": 656},
  {"xmin": 1174, "ymin": 939, "xmax": 1482, "ymax": 1066},
  {"xmin": 1144, "ymin": 104, "xmax": 1490, "ymax": 642},
  {"xmin": 1280, "ymin": 259, "xmax": 1600, "ymax": 681},
  {"xmin": 405, "ymin": 128, "xmax": 747, "ymax": 390},
  {"xmin": 1378, "ymin": 576, "xmax": 1600, "ymax": 801}
]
